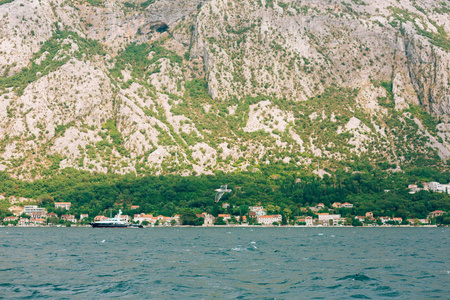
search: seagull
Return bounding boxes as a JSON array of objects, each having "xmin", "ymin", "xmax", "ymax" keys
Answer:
[{"xmin": 214, "ymin": 184, "xmax": 232, "ymax": 203}]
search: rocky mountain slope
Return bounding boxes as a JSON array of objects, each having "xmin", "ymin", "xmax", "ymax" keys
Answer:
[{"xmin": 0, "ymin": 0, "xmax": 449, "ymax": 178}]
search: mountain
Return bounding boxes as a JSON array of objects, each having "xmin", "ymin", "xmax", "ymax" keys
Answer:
[{"xmin": 0, "ymin": 0, "xmax": 449, "ymax": 179}]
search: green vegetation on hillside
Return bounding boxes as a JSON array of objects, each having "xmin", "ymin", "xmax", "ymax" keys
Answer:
[
  {"xmin": 110, "ymin": 42, "xmax": 182, "ymax": 82},
  {"xmin": 0, "ymin": 165, "xmax": 449, "ymax": 223},
  {"xmin": 389, "ymin": 6, "xmax": 450, "ymax": 51},
  {"xmin": 0, "ymin": 0, "xmax": 14, "ymax": 6},
  {"xmin": 0, "ymin": 29, "xmax": 105, "ymax": 95}
]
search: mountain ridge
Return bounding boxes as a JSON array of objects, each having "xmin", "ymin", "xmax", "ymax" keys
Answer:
[{"xmin": 0, "ymin": 0, "xmax": 449, "ymax": 178}]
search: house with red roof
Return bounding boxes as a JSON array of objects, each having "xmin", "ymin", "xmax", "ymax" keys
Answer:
[
  {"xmin": 3, "ymin": 216, "xmax": 18, "ymax": 222},
  {"xmin": 30, "ymin": 218, "xmax": 46, "ymax": 225},
  {"xmin": 257, "ymin": 214, "xmax": 282, "ymax": 225},
  {"xmin": 429, "ymin": 210, "xmax": 445, "ymax": 218}
]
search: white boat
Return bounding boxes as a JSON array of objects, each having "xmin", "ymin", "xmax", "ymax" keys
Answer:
[{"xmin": 91, "ymin": 210, "xmax": 142, "ymax": 228}]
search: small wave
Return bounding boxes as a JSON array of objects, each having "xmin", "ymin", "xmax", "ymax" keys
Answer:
[
  {"xmin": 231, "ymin": 247, "xmax": 247, "ymax": 251},
  {"xmin": 378, "ymin": 291, "xmax": 400, "ymax": 298},
  {"xmin": 349, "ymin": 294, "xmax": 371, "ymax": 299},
  {"xmin": 327, "ymin": 284, "xmax": 342, "ymax": 289},
  {"xmin": 0, "ymin": 268, "xmax": 15, "ymax": 272},
  {"xmin": 338, "ymin": 274, "xmax": 373, "ymax": 282}
]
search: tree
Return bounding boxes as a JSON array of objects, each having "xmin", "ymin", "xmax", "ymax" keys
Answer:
[
  {"xmin": 352, "ymin": 218, "xmax": 363, "ymax": 226},
  {"xmin": 283, "ymin": 208, "xmax": 292, "ymax": 221},
  {"xmin": 180, "ymin": 208, "xmax": 198, "ymax": 225},
  {"xmin": 215, "ymin": 217, "xmax": 226, "ymax": 225}
]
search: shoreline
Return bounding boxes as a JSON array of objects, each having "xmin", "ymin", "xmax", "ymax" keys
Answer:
[{"xmin": 0, "ymin": 224, "xmax": 441, "ymax": 228}]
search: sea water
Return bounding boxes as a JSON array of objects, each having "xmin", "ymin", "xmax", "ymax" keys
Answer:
[{"xmin": 0, "ymin": 227, "xmax": 448, "ymax": 299}]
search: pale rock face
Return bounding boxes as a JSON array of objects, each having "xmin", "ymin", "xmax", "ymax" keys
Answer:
[
  {"xmin": 0, "ymin": 0, "xmax": 449, "ymax": 177},
  {"xmin": 0, "ymin": 0, "xmax": 56, "ymax": 76},
  {"xmin": 355, "ymin": 85, "xmax": 387, "ymax": 116},
  {"xmin": 244, "ymin": 100, "xmax": 294, "ymax": 133}
]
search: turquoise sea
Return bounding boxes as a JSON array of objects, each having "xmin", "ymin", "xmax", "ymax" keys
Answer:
[{"xmin": 0, "ymin": 227, "xmax": 449, "ymax": 299}]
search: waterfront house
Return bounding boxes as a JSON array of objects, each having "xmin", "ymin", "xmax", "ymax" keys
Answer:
[
  {"xmin": 355, "ymin": 216, "xmax": 365, "ymax": 222},
  {"xmin": 80, "ymin": 214, "xmax": 88, "ymax": 220},
  {"xmin": 218, "ymin": 214, "xmax": 231, "ymax": 221},
  {"xmin": 18, "ymin": 218, "xmax": 29, "ymax": 226},
  {"xmin": 133, "ymin": 214, "xmax": 153, "ymax": 224},
  {"xmin": 392, "ymin": 217, "xmax": 403, "ymax": 223},
  {"xmin": 3, "ymin": 216, "xmax": 18, "ymax": 222},
  {"xmin": 30, "ymin": 218, "xmax": 46, "ymax": 225},
  {"xmin": 94, "ymin": 215, "xmax": 108, "ymax": 222},
  {"xmin": 295, "ymin": 218, "xmax": 306, "ymax": 224},
  {"xmin": 47, "ymin": 212, "xmax": 58, "ymax": 219},
  {"xmin": 55, "ymin": 202, "xmax": 71, "ymax": 210},
  {"xmin": 61, "ymin": 214, "xmax": 76, "ymax": 223},
  {"xmin": 257, "ymin": 214, "xmax": 282, "ymax": 225},
  {"xmin": 318, "ymin": 213, "xmax": 341, "ymax": 226},
  {"xmin": 379, "ymin": 216, "xmax": 390, "ymax": 224},
  {"xmin": 305, "ymin": 216, "xmax": 313, "ymax": 226},
  {"xmin": 203, "ymin": 214, "xmax": 215, "ymax": 226}
]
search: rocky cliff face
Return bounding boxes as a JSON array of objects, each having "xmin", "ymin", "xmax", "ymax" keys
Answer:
[{"xmin": 0, "ymin": 0, "xmax": 449, "ymax": 178}]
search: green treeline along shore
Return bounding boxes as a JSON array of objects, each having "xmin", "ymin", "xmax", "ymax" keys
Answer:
[{"xmin": 0, "ymin": 163, "xmax": 449, "ymax": 225}]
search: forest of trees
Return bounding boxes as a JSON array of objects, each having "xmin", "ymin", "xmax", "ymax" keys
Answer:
[{"xmin": 0, "ymin": 163, "xmax": 449, "ymax": 224}]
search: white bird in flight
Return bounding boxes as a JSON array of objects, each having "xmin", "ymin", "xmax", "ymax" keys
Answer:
[{"xmin": 214, "ymin": 184, "xmax": 232, "ymax": 203}]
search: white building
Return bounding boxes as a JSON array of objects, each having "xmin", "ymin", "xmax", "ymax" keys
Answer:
[
  {"xmin": 257, "ymin": 214, "xmax": 282, "ymax": 225},
  {"xmin": 61, "ymin": 214, "xmax": 77, "ymax": 223},
  {"xmin": 249, "ymin": 206, "xmax": 266, "ymax": 217},
  {"xmin": 133, "ymin": 213, "xmax": 154, "ymax": 224},
  {"xmin": 317, "ymin": 213, "xmax": 341, "ymax": 226},
  {"xmin": 203, "ymin": 214, "xmax": 215, "ymax": 226},
  {"xmin": 305, "ymin": 216, "xmax": 313, "ymax": 226},
  {"xmin": 18, "ymin": 218, "xmax": 30, "ymax": 226},
  {"xmin": 24, "ymin": 205, "xmax": 46, "ymax": 215},
  {"xmin": 428, "ymin": 182, "xmax": 440, "ymax": 192},
  {"xmin": 55, "ymin": 202, "xmax": 71, "ymax": 210}
]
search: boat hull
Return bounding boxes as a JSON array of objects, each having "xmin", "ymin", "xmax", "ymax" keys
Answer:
[{"xmin": 91, "ymin": 223, "xmax": 143, "ymax": 228}]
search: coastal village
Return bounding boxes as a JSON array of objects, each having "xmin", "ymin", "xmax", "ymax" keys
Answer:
[{"xmin": 1, "ymin": 184, "xmax": 447, "ymax": 227}]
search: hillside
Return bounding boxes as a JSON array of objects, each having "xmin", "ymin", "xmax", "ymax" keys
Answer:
[{"xmin": 0, "ymin": 0, "xmax": 449, "ymax": 179}]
